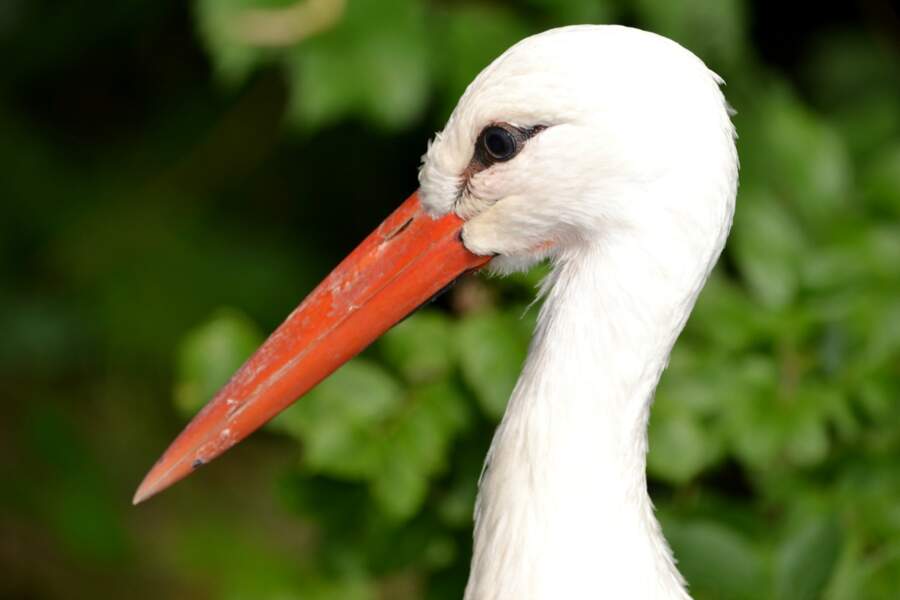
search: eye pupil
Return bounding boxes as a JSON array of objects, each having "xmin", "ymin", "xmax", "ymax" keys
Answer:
[{"xmin": 483, "ymin": 127, "xmax": 516, "ymax": 161}]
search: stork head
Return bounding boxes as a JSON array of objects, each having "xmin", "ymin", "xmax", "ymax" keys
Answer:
[
  {"xmin": 134, "ymin": 25, "xmax": 737, "ymax": 504},
  {"xmin": 420, "ymin": 25, "xmax": 737, "ymax": 274}
]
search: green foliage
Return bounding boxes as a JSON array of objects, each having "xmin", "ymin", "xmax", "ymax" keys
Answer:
[
  {"xmin": 632, "ymin": 0, "xmax": 747, "ymax": 69},
  {"xmin": 456, "ymin": 309, "xmax": 532, "ymax": 419},
  {"xmin": 284, "ymin": 0, "xmax": 431, "ymax": 129},
  {"xmin": 263, "ymin": 312, "xmax": 474, "ymax": 520},
  {"xmin": 774, "ymin": 515, "xmax": 843, "ymax": 600},
  {"xmin": 663, "ymin": 518, "xmax": 764, "ymax": 599},
  {"xmin": 175, "ymin": 308, "xmax": 265, "ymax": 416},
  {"xmin": 4, "ymin": 0, "xmax": 899, "ymax": 598},
  {"xmin": 379, "ymin": 311, "xmax": 455, "ymax": 384}
]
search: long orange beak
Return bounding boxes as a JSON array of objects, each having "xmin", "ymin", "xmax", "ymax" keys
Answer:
[{"xmin": 134, "ymin": 192, "xmax": 490, "ymax": 504}]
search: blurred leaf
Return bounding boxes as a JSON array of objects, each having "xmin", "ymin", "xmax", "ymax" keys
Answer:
[
  {"xmin": 524, "ymin": 0, "xmax": 618, "ymax": 23},
  {"xmin": 371, "ymin": 445, "xmax": 429, "ymax": 520},
  {"xmin": 372, "ymin": 381, "xmax": 471, "ymax": 519},
  {"xmin": 827, "ymin": 537, "xmax": 900, "ymax": 600},
  {"xmin": 195, "ymin": 0, "xmax": 282, "ymax": 85},
  {"xmin": 285, "ymin": 0, "xmax": 429, "ymax": 129},
  {"xmin": 272, "ymin": 359, "xmax": 404, "ymax": 478},
  {"xmin": 648, "ymin": 409, "xmax": 714, "ymax": 484},
  {"xmin": 731, "ymin": 189, "xmax": 807, "ymax": 309},
  {"xmin": 649, "ymin": 376, "xmax": 726, "ymax": 483},
  {"xmin": 433, "ymin": 4, "xmax": 529, "ymax": 118},
  {"xmin": 456, "ymin": 310, "xmax": 530, "ymax": 420},
  {"xmin": 664, "ymin": 519, "xmax": 766, "ymax": 600},
  {"xmin": 835, "ymin": 457, "xmax": 900, "ymax": 543},
  {"xmin": 783, "ymin": 383, "xmax": 844, "ymax": 466},
  {"xmin": 174, "ymin": 308, "xmax": 264, "ymax": 416},
  {"xmin": 775, "ymin": 515, "xmax": 843, "ymax": 600},
  {"xmin": 862, "ymin": 144, "xmax": 900, "ymax": 218},
  {"xmin": 739, "ymin": 87, "xmax": 852, "ymax": 227},
  {"xmin": 720, "ymin": 355, "xmax": 782, "ymax": 468},
  {"xmin": 855, "ymin": 546, "xmax": 900, "ymax": 599},
  {"xmin": 379, "ymin": 311, "xmax": 455, "ymax": 384},
  {"xmin": 685, "ymin": 271, "xmax": 773, "ymax": 351},
  {"xmin": 633, "ymin": 0, "xmax": 747, "ymax": 68}
]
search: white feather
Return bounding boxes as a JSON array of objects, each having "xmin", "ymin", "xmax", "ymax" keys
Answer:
[{"xmin": 419, "ymin": 25, "xmax": 738, "ymax": 599}]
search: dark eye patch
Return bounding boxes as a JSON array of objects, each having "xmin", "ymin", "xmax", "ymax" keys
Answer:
[
  {"xmin": 459, "ymin": 122, "xmax": 547, "ymax": 198},
  {"xmin": 482, "ymin": 126, "xmax": 517, "ymax": 161}
]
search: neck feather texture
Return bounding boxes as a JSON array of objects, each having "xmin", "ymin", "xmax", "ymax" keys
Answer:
[{"xmin": 464, "ymin": 203, "xmax": 731, "ymax": 599}]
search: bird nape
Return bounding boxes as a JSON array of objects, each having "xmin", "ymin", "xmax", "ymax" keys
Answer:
[{"xmin": 136, "ymin": 25, "xmax": 738, "ymax": 599}]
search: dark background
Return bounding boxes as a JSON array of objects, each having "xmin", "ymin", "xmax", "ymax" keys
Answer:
[{"xmin": 2, "ymin": 1, "xmax": 899, "ymax": 598}]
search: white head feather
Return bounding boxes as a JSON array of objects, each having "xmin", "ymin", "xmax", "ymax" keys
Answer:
[{"xmin": 419, "ymin": 24, "xmax": 737, "ymax": 275}]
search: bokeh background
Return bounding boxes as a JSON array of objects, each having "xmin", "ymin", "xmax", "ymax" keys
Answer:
[{"xmin": 2, "ymin": 0, "xmax": 899, "ymax": 598}]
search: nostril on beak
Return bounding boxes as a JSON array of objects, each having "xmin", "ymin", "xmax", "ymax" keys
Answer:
[{"xmin": 383, "ymin": 216, "xmax": 414, "ymax": 241}]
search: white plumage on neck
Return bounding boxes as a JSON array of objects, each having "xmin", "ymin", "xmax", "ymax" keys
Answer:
[
  {"xmin": 418, "ymin": 24, "xmax": 738, "ymax": 599},
  {"xmin": 466, "ymin": 184, "xmax": 732, "ymax": 599}
]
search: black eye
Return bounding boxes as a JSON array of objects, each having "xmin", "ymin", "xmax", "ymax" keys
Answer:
[{"xmin": 482, "ymin": 126, "xmax": 518, "ymax": 161}]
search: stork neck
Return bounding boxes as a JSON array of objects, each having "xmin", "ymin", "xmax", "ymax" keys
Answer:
[{"xmin": 465, "ymin": 226, "xmax": 720, "ymax": 599}]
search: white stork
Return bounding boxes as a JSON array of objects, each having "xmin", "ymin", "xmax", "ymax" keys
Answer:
[{"xmin": 136, "ymin": 25, "xmax": 738, "ymax": 599}]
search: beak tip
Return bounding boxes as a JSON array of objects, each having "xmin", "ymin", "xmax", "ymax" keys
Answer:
[
  {"xmin": 133, "ymin": 442, "xmax": 207, "ymax": 505},
  {"xmin": 132, "ymin": 476, "xmax": 155, "ymax": 505},
  {"xmin": 132, "ymin": 459, "xmax": 176, "ymax": 505}
]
